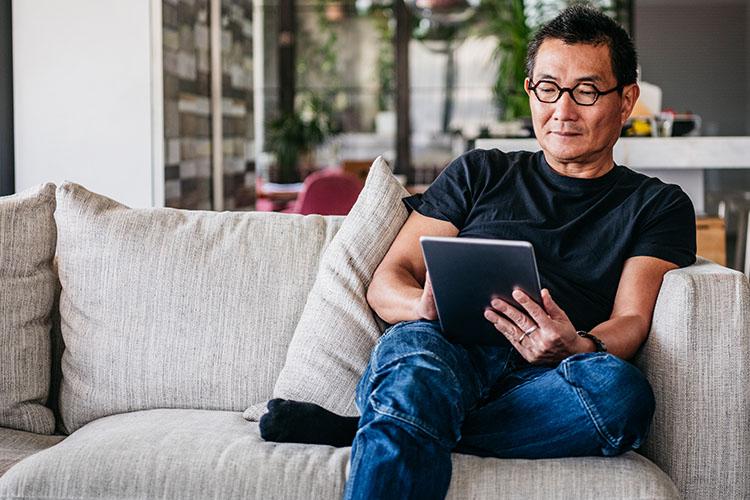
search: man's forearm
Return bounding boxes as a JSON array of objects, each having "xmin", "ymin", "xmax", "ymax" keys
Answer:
[
  {"xmin": 587, "ymin": 314, "xmax": 649, "ymax": 360},
  {"xmin": 367, "ymin": 267, "xmax": 424, "ymax": 324}
]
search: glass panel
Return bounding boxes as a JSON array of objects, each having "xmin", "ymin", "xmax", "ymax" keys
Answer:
[
  {"xmin": 252, "ymin": 1, "xmax": 634, "ymax": 193},
  {"xmin": 163, "ymin": 0, "xmax": 213, "ymax": 210},
  {"xmin": 220, "ymin": 0, "xmax": 255, "ymax": 210}
]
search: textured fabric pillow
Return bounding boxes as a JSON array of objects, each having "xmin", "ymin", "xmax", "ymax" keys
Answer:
[
  {"xmin": 244, "ymin": 156, "xmax": 409, "ymax": 420},
  {"xmin": 0, "ymin": 183, "xmax": 57, "ymax": 434},
  {"xmin": 54, "ymin": 183, "xmax": 343, "ymax": 434}
]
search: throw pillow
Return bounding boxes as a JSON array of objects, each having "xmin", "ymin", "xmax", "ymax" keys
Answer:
[
  {"xmin": 0, "ymin": 183, "xmax": 57, "ymax": 434},
  {"xmin": 244, "ymin": 156, "xmax": 410, "ymax": 420},
  {"xmin": 54, "ymin": 183, "xmax": 342, "ymax": 433}
]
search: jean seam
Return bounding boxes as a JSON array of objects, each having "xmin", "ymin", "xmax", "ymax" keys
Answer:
[
  {"xmin": 371, "ymin": 350, "xmax": 464, "ymax": 407},
  {"xmin": 372, "ymin": 321, "xmax": 438, "ymax": 359},
  {"xmin": 482, "ymin": 364, "xmax": 546, "ymax": 402},
  {"xmin": 368, "ymin": 351, "xmax": 464, "ymax": 448},
  {"xmin": 477, "ymin": 346, "xmax": 516, "ymax": 402},
  {"xmin": 561, "ymin": 360, "xmax": 620, "ymax": 450},
  {"xmin": 372, "ymin": 350, "xmax": 462, "ymax": 390},
  {"xmin": 372, "ymin": 326, "xmax": 400, "ymax": 357},
  {"xmin": 370, "ymin": 399, "xmax": 455, "ymax": 449}
]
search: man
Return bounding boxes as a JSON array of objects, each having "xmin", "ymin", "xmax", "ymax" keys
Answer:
[{"xmin": 260, "ymin": 5, "xmax": 696, "ymax": 499}]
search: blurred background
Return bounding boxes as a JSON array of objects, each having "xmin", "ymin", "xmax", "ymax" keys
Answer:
[{"xmin": 3, "ymin": 0, "xmax": 750, "ymax": 269}]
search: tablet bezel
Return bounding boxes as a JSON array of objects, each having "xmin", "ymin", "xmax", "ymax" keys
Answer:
[{"xmin": 420, "ymin": 236, "xmax": 543, "ymax": 345}]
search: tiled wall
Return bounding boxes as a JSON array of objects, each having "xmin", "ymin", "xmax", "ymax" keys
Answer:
[
  {"xmin": 220, "ymin": 0, "xmax": 255, "ymax": 210},
  {"xmin": 162, "ymin": 0, "xmax": 255, "ymax": 211}
]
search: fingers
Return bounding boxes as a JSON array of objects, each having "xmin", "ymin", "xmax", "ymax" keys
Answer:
[
  {"xmin": 484, "ymin": 308, "xmax": 524, "ymax": 344},
  {"xmin": 541, "ymin": 288, "xmax": 569, "ymax": 321},
  {"xmin": 417, "ymin": 272, "xmax": 438, "ymax": 320},
  {"xmin": 511, "ymin": 289, "xmax": 551, "ymax": 327},
  {"xmin": 484, "ymin": 308, "xmax": 542, "ymax": 364},
  {"xmin": 423, "ymin": 272, "xmax": 434, "ymax": 298},
  {"xmin": 489, "ymin": 296, "xmax": 539, "ymax": 334}
]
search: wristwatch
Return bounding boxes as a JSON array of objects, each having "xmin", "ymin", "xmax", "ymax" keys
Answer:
[{"xmin": 576, "ymin": 330, "xmax": 607, "ymax": 353}]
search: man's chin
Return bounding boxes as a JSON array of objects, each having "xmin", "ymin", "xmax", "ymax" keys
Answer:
[
  {"xmin": 544, "ymin": 134, "xmax": 585, "ymax": 148},
  {"xmin": 540, "ymin": 143, "xmax": 588, "ymax": 164}
]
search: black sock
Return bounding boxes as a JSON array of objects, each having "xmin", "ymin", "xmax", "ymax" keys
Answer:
[{"xmin": 259, "ymin": 399, "xmax": 359, "ymax": 447}]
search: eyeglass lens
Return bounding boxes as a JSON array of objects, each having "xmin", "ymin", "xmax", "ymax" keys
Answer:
[{"xmin": 534, "ymin": 81, "xmax": 600, "ymax": 106}]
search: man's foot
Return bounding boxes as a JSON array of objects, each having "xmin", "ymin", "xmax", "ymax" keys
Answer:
[{"xmin": 259, "ymin": 399, "xmax": 359, "ymax": 447}]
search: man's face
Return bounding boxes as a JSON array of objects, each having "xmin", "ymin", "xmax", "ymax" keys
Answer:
[{"xmin": 525, "ymin": 39, "xmax": 639, "ymax": 170}]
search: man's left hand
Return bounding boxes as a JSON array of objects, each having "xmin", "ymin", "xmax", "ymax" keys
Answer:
[{"xmin": 484, "ymin": 288, "xmax": 592, "ymax": 364}]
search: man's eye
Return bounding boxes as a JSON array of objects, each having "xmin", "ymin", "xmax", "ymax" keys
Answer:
[
  {"xmin": 538, "ymin": 86, "xmax": 557, "ymax": 94},
  {"xmin": 576, "ymin": 87, "xmax": 597, "ymax": 96}
]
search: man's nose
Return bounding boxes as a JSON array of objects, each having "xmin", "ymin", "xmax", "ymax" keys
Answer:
[{"xmin": 552, "ymin": 91, "xmax": 579, "ymax": 121}]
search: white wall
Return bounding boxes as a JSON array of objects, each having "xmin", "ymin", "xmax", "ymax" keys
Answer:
[{"xmin": 13, "ymin": 0, "xmax": 162, "ymax": 208}]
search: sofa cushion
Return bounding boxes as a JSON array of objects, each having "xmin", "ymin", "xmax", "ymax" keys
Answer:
[
  {"xmin": 0, "ymin": 409, "xmax": 678, "ymax": 499},
  {"xmin": 0, "ymin": 427, "xmax": 65, "ymax": 477},
  {"xmin": 54, "ymin": 183, "xmax": 343, "ymax": 434},
  {"xmin": 244, "ymin": 156, "xmax": 410, "ymax": 420},
  {"xmin": 0, "ymin": 183, "xmax": 57, "ymax": 434}
]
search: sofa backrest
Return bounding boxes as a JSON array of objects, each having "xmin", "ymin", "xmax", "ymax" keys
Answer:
[
  {"xmin": 0, "ymin": 183, "xmax": 57, "ymax": 435},
  {"xmin": 50, "ymin": 182, "xmax": 344, "ymax": 434}
]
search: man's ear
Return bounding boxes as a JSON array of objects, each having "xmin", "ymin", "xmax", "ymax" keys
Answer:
[
  {"xmin": 524, "ymin": 78, "xmax": 532, "ymax": 96},
  {"xmin": 620, "ymin": 83, "xmax": 640, "ymax": 124}
]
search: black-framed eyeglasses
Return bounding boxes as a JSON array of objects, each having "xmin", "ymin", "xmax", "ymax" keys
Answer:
[{"xmin": 528, "ymin": 79, "xmax": 622, "ymax": 106}]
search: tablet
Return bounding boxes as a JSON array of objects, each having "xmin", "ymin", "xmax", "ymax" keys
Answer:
[{"xmin": 420, "ymin": 236, "xmax": 543, "ymax": 346}]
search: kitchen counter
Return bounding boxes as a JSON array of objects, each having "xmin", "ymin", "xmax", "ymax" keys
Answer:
[
  {"xmin": 474, "ymin": 137, "xmax": 750, "ymax": 214},
  {"xmin": 474, "ymin": 137, "xmax": 750, "ymax": 168}
]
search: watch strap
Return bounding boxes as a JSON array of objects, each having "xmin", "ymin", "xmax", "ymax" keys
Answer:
[{"xmin": 576, "ymin": 330, "xmax": 607, "ymax": 353}]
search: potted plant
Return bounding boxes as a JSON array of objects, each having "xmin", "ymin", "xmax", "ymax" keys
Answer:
[{"xmin": 267, "ymin": 93, "xmax": 328, "ymax": 184}]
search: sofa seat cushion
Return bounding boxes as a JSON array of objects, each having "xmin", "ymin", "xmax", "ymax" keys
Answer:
[
  {"xmin": 0, "ymin": 427, "xmax": 64, "ymax": 477},
  {"xmin": 0, "ymin": 409, "xmax": 678, "ymax": 499}
]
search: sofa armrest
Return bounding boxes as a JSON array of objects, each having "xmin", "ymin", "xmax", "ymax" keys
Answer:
[{"xmin": 633, "ymin": 258, "xmax": 750, "ymax": 500}]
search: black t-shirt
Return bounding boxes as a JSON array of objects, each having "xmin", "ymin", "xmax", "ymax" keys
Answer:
[{"xmin": 404, "ymin": 149, "xmax": 697, "ymax": 332}]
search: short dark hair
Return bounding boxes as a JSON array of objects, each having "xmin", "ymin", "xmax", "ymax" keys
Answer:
[{"xmin": 525, "ymin": 5, "xmax": 638, "ymax": 87}]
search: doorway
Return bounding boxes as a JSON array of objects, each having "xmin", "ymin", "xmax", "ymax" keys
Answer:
[{"xmin": 0, "ymin": 0, "xmax": 14, "ymax": 196}]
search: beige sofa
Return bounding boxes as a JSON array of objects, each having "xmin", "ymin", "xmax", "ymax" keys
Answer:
[{"xmin": 0, "ymin": 158, "xmax": 748, "ymax": 499}]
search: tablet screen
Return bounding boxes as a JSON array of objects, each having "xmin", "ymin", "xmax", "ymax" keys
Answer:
[{"xmin": 420, "ymin": 236, "xmax": 542, "ymax": 345}]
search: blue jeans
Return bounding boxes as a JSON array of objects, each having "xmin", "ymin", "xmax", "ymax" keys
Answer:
[{"xmin": 343, "ymin": 320, "xmax": 655, "ymax": 500}]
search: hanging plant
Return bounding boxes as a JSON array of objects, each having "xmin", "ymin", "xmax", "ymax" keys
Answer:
[
  {"xmin": 371, "ymin": 8, "xmax": 396, "ymax": 112},
  {"xmin": 294, "ymin": 0, "xmax": 346, "ymax": 134}
]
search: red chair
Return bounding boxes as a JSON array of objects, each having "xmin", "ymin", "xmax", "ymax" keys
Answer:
[{"xmin": 283, "ymin": 168, "xmax": 363, "ymax": 216}]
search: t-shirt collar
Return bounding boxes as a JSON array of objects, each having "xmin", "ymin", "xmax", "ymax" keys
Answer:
[{"xmin": 536, "ymin": 151, "xmax": 622, "ymax": 192}]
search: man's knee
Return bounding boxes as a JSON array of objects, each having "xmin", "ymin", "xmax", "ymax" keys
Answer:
[
  {"xmin": 356, "ymin": 320, "xmax": 467, "ymax": 446},
  {"xmin": 558, "ymin": 353, "xmax": 655, "ymax": 455},
  {"xmin": 371, "ymin": 320, "xmax": 457, "ymax": 373}
]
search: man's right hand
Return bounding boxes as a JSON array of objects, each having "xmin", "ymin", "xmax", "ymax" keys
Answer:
[
  {"xmin": 366, "ymin": 211, "xmax": 458, "ymax": 324},
  {"xmin": 415, "ymin": 272, "xmax": 438, "ymax": 320}
]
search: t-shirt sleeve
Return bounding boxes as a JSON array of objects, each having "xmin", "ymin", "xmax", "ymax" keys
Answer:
[
  {"xmin": 629, "ymin": 186, "xmax": 697, "ymax": 268},
  {"xmin": 402, "ymin": 153, "xmax": 478, "ymax": 229}
]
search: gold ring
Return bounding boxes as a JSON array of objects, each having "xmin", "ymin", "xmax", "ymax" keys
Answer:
[{"xmin": 524, "ymin": 325, "xmax": 539, "ymax": 335}]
